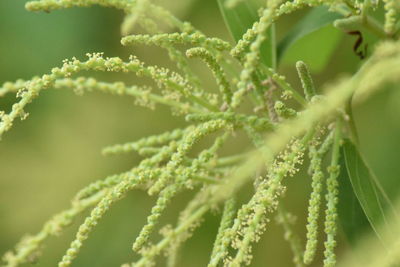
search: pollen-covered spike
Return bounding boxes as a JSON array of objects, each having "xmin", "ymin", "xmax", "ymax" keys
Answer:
[
  {"xmin": 192, "ymin": 132, "xmax": 230, "ymax": 174},
  {"xmin": 383, "ymin": 0, "xmax": 398, "ymax": 36},
  {"xmin": 0, "ymin": 53, "xmax": 212, "ymax": 138},
  {"xmin": 134, "ymin": 131, "xmax": 230, "ymax": 252},
  {"xmin": 2, "ymin": 190, "xmax": 106, "ymax": 266},
  {"xmin": 58, "ymin": 170, "xmax": 147, "ymax": 267},
  {"xmin": 102, "ymin": 128, "xmax": 186, "ymax": 156},
  {"xmin": 132, "ymin": 185, "xmax": 179, "ymax": 252},
  {"xmin": 0, "ymin": 79, "xmax": 34, "ymax": 97},
  {"xmin": 121, "ymin": 33, "xmax": 232, "ymax": 51},
  {"xmin": 186, "ymin": 47, "xmax": 232, "ymax": 106},
  {"xmin": 186, "ymin": 112, "xmax": 273, "ymax": 131},
  {"xmin": 323, "ymin": 121, "xmax": 342, "ymax": 267},
  {"xmin": 276, "ymin": 0, "xmax": 324, "ymax": 17},
  {"xmin": 56, "ymin": 77, "xmax": 200, "ymax": 113},
  {"xmin": 228, "ymin": 139, "xmax": 307, "ymax": 266},
  {"xmin": 231, "ymin": 0, "xmax": 282, "ymax": 109},
  {"xmin": 230, "ymin": 21, "xmax": 259, "ymax": 60},
  {"xmin": 74, "ymin": 173, "xmax": 125, "ymax": 201},
  {"xmin": 274, "ymin": 101, "xmax": 297, "ymax": 119},
  {"xmin": 167, "ymin": 189, "xmax": 214, "ymax": 267},
  {"xmin": 130, "ymin": 205, "xmax": 209, "ymax": 267},
  {"xmin": 74, "ymin": 168, "xmax": 160, "ymax": 202},
  {"xmin": 208, "ymin": 198, "xmax": 236, "ymax": 267},
  {"xmin": 25, "ymin": 0, "xmax": 135, "ymax": 13},
  {"xmin": 303, "ymin": 144, "xmax": 325, "ymax": 264},
  {"xmin": 296, "ymin": 61, "xmax": 316, "ymax": 101},
  {"xmin": 148, "ymin": 120, "xmax": 228, "ymax": 195},
  {"xmin": 276, "ymin": 207, "xmax": 304, "ymax": 267},
  {"xmin": 125, "ymin": 16, "xmax": 204, "ymax": 91}
]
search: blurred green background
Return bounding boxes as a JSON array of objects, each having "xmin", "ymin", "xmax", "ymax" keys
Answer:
[{"xmin": 1, "ymin": 1, "xmax": 399, "ymax": 266}]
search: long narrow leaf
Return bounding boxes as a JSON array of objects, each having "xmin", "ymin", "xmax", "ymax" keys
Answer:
[
  {"xmin": 338, "ymin": 145, "xmax": 374, "ymax": 246},
  {"xmin": 217, "ymin": 0, "xmax": 259, "ymax": 43},
  {"xmin": 342, "ymin": 138, "xmax": 399, "ymax": 246}
]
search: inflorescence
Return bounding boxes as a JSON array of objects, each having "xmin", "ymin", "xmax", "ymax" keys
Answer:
[{"xmin": 1, "ymin": 0, "xmax": 400, "ymax": 266}]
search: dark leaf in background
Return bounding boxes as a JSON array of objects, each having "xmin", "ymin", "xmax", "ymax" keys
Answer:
[
  {"xmin": 277, "ymin": 6, "xmax": 341, "ymax": 70},
  {"xmin": 340, "ymin": 138, "xmax": 399, "ymax": 247},
  {"xmin": 338, "ymin": 143, "xmax": 374, "ymax": 246}
]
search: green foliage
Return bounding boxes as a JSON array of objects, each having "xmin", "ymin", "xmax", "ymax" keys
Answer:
[
  {"xmin": 341, "ymin": 139, "xmax": 399, "ymax": 244},
  {"xmin": 1, "ymin": 0, "xmax": 400, "ymax": 267},
  {"xmin": 277, "ymin": 6, "xmax": 342, "ymax": 65},
  {"xmin": 338, "ymin": 143, "xmax": 373, "ymax": 246}
]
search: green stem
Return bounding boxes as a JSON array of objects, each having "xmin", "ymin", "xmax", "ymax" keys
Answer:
[
  {"xmin": 125, "ymin": 86, "xmax": 204, "ymax": 113},
  {"xmin": 277, "ymin": 205, "xmax": 305, "ymax": 267},
  {"xmin": 361, "ymin": 0, "xmax": 371, "ymax": 19},
  {"xmin": 270, "ymin": 23, "xmax": 277, "ymax": 70},
  {"xmin": 331, "ymin": 119, "xmax": 342, "ymax": 167},
  {"xmin": 363, "ymin": 15, "xmax": 387, "ymax": 39},
  {"xmin": 165, "ymin": 80, "xmax": 219, "ymax": 112},
  {"xmin": 135, "ymin": 205, "xmax": 209, "ymax": 267},
  {"xmin": 215, "ymin": 153, "xmax": 248, "ymax": 166},
  {"xmin": 345, "ymin": 96, "xmax": 359, "ymax": 145},
  {"xmin": 264, "ymin": 24, "xmax": 307, "ymax": 107},
  {"xmin": 301, "ymin": 128, "xmax": 316, "ymax": 146},
  {"xmin": 193, "ymin": 175, "xmax": 221, "ymax": 184},
  {"xmin": 261, "ymin": 65, "xmax": 307, "ymax": 107}
]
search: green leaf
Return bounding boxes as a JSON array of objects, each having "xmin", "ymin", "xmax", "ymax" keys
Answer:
[
  {"xmin": 277, "ymin": 6, "xmax": 342, "ymax": 70},
  {"xmin": 217, "ymin": 0, "xmax": 275, "ymax": 67},
  {"xmin": 281, "ymin": 25, "xmax": 341, "ymax": 72},
  {"xmin": 341, "ymin": 138, "xmax": 398, "ymax": 245},
  {"xmin": 217, "ymin": 0, "xmax": 259, "ymax": 43},
  {"xmin": 338, "ymin": 145, "xmax": 374, "ymax": 246}
]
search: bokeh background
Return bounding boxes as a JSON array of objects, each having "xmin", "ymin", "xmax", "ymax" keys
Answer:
[{"xmin": 1, "ymin": 1, "xmax": 400, "ymax": 266}]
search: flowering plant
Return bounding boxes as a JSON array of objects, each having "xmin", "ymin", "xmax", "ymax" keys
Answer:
[{"xmin": 1, "ymin": 0, "xmax": 400, "ymax": 266}]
